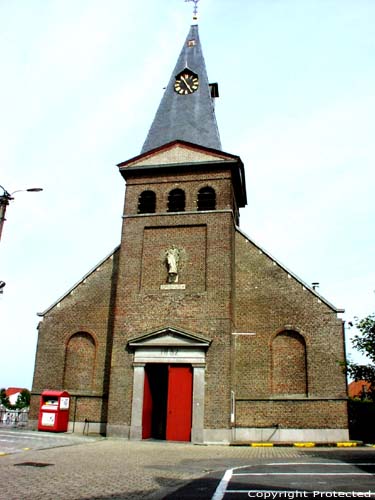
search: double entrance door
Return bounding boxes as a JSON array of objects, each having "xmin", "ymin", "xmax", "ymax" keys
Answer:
[{"xmin": 142, "ymin": 364, "xmax": 193, "ymax": 441}]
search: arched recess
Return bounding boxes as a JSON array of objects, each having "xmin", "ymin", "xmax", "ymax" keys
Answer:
[
  {"xmin": 271, "ymin": 330, "xmax": 307, "ymax": 396},
  {"xmin": 138, "ymin": 190, "xmax": 156, "ymax": 214},
  {"xmin": 63, "ymin": 332, "xmax": 96, "ymax": 391},
  {"xmin": 167, "ymin": 188, "xmax": 185, "ymax": 212},
  {"xmin": 197, "ymin": 186, "xmax": 216, "ymax": 211}
]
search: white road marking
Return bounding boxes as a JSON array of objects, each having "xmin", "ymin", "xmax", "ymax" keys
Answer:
[
  {"xmin": 233, "ymin": 472, "xmax": 374, "ymax": 476},
  {"xmin": 212, "ymin": 468, "xmax": 233, "ymax": 500},
  {"xmin": 212, "ymin": 461, "xmax": 375, "ymax": 499},
  {"xmin": 266, "ymin": 462, "xmax": 375, "ymax": 466}
]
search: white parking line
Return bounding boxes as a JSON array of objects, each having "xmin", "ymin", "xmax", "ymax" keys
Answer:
[
  {"xmin": 212, "ymin": 468, "xmax": 233, "ymax": 500},
  {"xmin": 233, "ymin": 472, "xmax": 374, "ymax": 476},
  {"xmin": 211, "ymin": 462, "xmax": 375, "ymax": 499},
  {"xmin": 266, "ymin": 462, "xmax": 375, "ymax": 466}
]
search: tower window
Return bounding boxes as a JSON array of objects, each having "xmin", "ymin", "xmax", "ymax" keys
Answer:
[
  {"xmin": 167, "ymin": 189, "xmax": 185, "ymax": 212},
  {"xmin": 197, "ymin": 186, "xmax": 216, "ymax": 211},
  {"xmin": 138, "ymin": 190, "xmax": 156, "ymax": 214}
]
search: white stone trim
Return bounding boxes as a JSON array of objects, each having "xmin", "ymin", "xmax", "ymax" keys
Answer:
[
  {"xmin": 129, "ymin": 364, "xmax": 146, "ymax": 440},
  {"xmin": 133, "ymin": 346, "xmax": 206, "ymax": 365},
  {"xmin": 232, "ymin": 428, "xmax": 349, "ymax": 443},
  {"xmin": 129, "ymin": 330, "xmax": 208, "ymax": 444}
]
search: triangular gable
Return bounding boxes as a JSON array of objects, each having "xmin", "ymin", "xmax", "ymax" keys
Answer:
[
  {"xmin": 128, "ymin": 326, "xmax": 211, "ymax": 349},
  {"xmin": 236, "ymin": 227, "xmax": 344, "ymax": 313},
  {"xmin": 118, "ymin": 140, "xmax": 239, "ymax": 170},
  {"xmin": 37, "ymin": 246, "xmax": 120, "ymax": 317}
]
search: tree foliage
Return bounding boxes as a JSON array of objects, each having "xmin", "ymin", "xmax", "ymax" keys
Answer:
[
  {"xmin": 16, "ymin": 389, "xmax": 31, "ymax": 409},
  {"xmin": 346, "ymin": 313, "xmax": 375, "ymax": 400},
  {"xmin": 0, "ymin": 388, "xmax": 10, "ymax": 408},
  {"xmin": 0, "ymin": 388, "xmax": 30, "ymax": 409}
]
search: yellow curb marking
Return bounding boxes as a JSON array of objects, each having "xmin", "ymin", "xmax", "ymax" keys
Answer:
[
  {"xmin": 337, "ymin": 442, "xmax": 358, "ymax": 447},
  {"xmin": 251, "ymin": 443, "xmax": 274, "ymax": 447},
  {"xmin": 293, "ymin": 442, "xmax": 316, "ymax": 447},
  {"xmin": 23, "ymin": 448, "xmax": 31, "ymax": 451}
]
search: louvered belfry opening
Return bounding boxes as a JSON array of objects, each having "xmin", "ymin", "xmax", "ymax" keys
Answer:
[
  {"xmin": 138, "ymin": 190, "xmax": 156, "ymax": 214},
  {"xmin": 197, "ymin": 186, "xmax": 216, "ymax": 211},
  {"xmin": 167, "ymin": 188, "xmax": 185, "ymax": 212}
]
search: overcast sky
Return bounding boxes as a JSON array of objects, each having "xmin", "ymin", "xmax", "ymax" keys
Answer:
[{"xmin": 1, "ymin": 0, "xmax": 374, "ymax": 390}]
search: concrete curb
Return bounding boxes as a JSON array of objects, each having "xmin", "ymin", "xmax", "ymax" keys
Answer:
[{"xmin": 231, "ymin": 441, "xmax": 365, "ymax": 448}]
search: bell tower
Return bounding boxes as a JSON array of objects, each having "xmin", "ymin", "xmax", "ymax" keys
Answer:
[{"xmin": 106, "ymin": 23, "xmax": 247, "ymax": 442}]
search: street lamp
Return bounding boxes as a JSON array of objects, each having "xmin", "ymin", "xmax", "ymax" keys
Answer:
[{"xmin": 0, "ymin": 184, "xmax": 43, "ymax": 243}]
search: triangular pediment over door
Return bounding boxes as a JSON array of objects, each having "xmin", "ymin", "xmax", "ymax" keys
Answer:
[{"xmin": 128, "ymin": 327, "xmax": 211, "ymax": 364}]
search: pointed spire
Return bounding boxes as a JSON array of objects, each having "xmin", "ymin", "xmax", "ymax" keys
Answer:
[{"xmin": 141, "ymin": 25, "xmax": 221, "ymax": 154}]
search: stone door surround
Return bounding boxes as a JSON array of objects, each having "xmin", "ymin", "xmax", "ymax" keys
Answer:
[{"xmin": 127, "ymin": 327, "xmax": 211, "ymax": 443}]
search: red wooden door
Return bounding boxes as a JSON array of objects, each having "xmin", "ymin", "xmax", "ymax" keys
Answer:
[
  {"xmin": 166, "ymin": 365, "xmax": 193, "ymax": 441},
  {"xmin": 142, "ymin": 369, "xmax": 153, "ymax": 439}
]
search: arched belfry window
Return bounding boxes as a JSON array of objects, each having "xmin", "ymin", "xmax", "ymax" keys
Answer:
[
  {"xmin": 167, "ymin": 189, "xmax": 185, "ymax": 212},
  {"xmin": 138, "ymin": 190, "xmax": 156, "ymax": 214},
  {"xmin": 271, "ymin": 330, "xmax": 307, "ymax": 396},
  {"xmin": 197, "ymin": 186, "xmax": 216, "ymax": 211}
]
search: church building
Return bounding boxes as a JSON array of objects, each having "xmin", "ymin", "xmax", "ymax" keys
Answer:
[{"xmin": 30, "ymin": 21, "xmax": 349, "ymax": 443}]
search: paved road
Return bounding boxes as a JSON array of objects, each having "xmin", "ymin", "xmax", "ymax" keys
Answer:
[
  {"xmin": 0, "ymin": 428, "xmax": 374, "ymax": 499},
  {"xmin": 210, "ymin": 459, "xmax": 375, "ymax": 499},
  {"xmin": 0, "ymin": 427, "xmax": 101, "ymax": 455}
]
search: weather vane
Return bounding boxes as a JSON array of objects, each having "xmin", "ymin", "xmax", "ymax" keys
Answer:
[{"xmin": 185, "ymin": 0, "xmax": 200, "ymax": 21}]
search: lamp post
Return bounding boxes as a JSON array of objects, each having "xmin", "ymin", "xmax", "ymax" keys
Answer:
[{"xmin": 0, "ymin": 184, "xmax": 43, "ymax": 243}]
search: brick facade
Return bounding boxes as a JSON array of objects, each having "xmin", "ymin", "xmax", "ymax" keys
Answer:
[
  {"xmin": 30, "ymin": 144, "xmax": 348, "ymax": 442},
  {"xmin": 106, "ymin": 160, "xmax": 236, "ymax": 433},
  {"xmin": 30, "ymin": 250, "xmax": 119, "ymax": 430},
  {"xmin": 233, "ymin": 230, "xmax": 348, "ymax": 434}
]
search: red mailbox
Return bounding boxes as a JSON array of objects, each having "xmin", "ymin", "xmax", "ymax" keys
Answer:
[{"xmin": 38, "ymin": 390, "xmax": 70, "ymax": 432}]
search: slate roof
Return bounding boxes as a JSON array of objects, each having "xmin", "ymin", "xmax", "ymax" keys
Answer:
[{"xmin": 141, "ymin": 24, "xmax": 221, "ymax": 154}]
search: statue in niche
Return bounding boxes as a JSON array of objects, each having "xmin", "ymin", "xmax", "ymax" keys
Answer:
[{"xmin": 165, "ymin": 246, "xmax": 180, "ymax": 283}]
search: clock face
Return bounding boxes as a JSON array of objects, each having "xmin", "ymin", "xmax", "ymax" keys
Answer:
[{"xmin": 174, "ymin": 71, "xmax": 199, "ymax": 95}]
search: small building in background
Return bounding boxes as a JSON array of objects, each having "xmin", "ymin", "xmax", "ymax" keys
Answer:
[
  {"xmin": 348, "ymin": 380, "xmax": 372, "ymax": 400},
  {"xmin": 6, "ymin": 387, "xmax": 27, "ymax": 406}
]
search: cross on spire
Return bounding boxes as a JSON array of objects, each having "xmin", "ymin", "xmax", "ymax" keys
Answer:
[{"xmin": 185, "ymin": 0, "xmax": 200, "ymax": 21}]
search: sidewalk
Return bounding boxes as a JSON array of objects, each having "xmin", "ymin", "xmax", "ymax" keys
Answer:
[{"xmin": 1, "ymin": 436, "xmax": 374, "ymax": 499}]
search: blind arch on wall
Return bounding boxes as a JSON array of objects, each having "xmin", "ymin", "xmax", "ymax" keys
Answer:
[
  {"xmin": 63, "ymin": 332, "xmax": 96, "ymax": 391},
  {"xmin": 138, "ymin": 190, "xmax": 156, "ymax": 214},
  {"xmin": 271, "ymin": 330, "xmax": 307, "ymax": 396}
]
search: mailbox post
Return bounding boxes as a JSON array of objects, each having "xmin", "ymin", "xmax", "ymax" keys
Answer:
[{"xmin": 38, "ymin": 390, "xmax": 70, "ymax": 432}]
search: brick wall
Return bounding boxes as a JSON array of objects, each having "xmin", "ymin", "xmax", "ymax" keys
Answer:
[
  {"xmin": 107, "ymin": 165, "xmax": 237, "ymax": 430},
  {"xmin": 233, "ymin": 230, "xmax": 348, "ymax": 429},
  {"xmin": 29, "ymin": 250, "xmax": 119, "ymax": 424},
  {"xmin": 30, "ymin": 153, "xmax": 348, "ymax": 436},
  {"xmin": 123, "ymin": 167, "xmax": 234, "ymax": 214},
  {"xmin": 236, "ymin": 400, "xmax": 348, "ymax": 428}
]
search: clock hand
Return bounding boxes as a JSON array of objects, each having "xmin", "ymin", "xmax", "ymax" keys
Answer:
[{"xmin": 181, "ymin": 75, "xmax": 192, "ymax": 92}]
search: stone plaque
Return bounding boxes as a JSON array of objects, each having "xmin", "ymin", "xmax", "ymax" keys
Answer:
[{"xmin": 160, "ymin": 284, "xmax": 186, "ymax": 290}]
